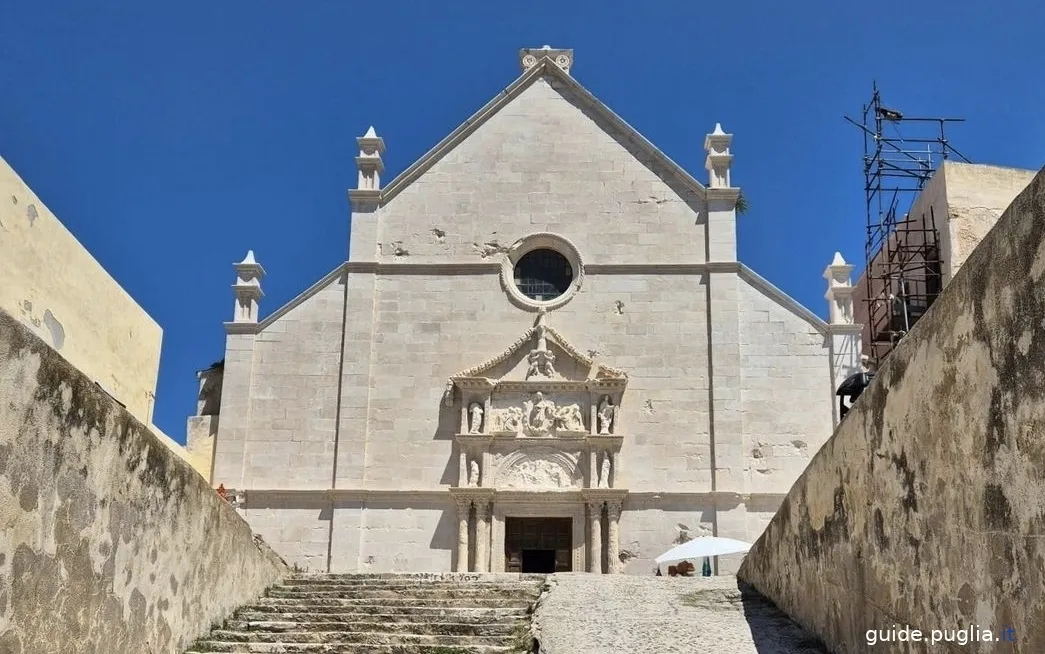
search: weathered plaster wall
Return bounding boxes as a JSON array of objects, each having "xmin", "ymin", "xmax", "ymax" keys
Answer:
[
  {"xmin": 0, "ymin": 309, "xmax": 287, "ymax": 654},
  {"xmin": 738, "ymin": 166, "xmax": 1045, "ymax": 653},
  {"xmin": 0, "ymin": 156, "xmax": 163, "ymax": 427}
]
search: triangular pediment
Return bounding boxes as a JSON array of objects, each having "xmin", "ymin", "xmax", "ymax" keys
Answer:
[
  {"xmin": 444, "ymin": 311, "xmax": 626, "ymax": 405},
  {"xmin": 377, "ymin": 55, "xmax": 706, "ymax": 211}
]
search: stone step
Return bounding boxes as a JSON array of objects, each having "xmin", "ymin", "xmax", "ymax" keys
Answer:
[
  {"xmin": 187, "ymin": 645, "xmax": 515, "ymax": 654},
  {"xmin": 278, "ymin": 580, "xmax": 545, "ymax": 592},
  {"xmin": 235, "ymin": 608, "xmax": 530, "ymax": 622},
  {"xmin": 195, "ymin": 630, "xmax": 515, "ymax": 647},
  {"xmin": 286, "ymin": 573, "xmax": 546, "ymax": 583},
  {"xmin": 185, "ymin": 574, "xmax": 541, "ymax": 654},
  {"xmin": 222, "ymin": 619, "xmax": 519, "ymax": 637},
  {"xmin": 242, "ymin": 597, "xmax": 530, "ymax": 610},
  {"xmin": 265, "ymin": 586, "xmax": 536, "ymax": 600}
]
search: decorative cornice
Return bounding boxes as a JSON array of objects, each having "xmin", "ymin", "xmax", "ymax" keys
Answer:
[
  {"xmin": 223, "ymin": 322, "xmax": 259, "ymax": 335},
  {"xmin": 581, "ymin": 488, "xmax": 629, "ymax": 502},
  {"xmin": 705, "ymin": 261, "xmax": 742, "ymax": 274},
  {"xmin": 231, "ymin": 487, "xmax": 788, "ymax": 505},
  {"xmin": 343, "ymin": 261, "xmax": 713, "ymax": 276},
  {"xmin": 450, "ymin": 328, "xmax": 537, "ymax": 381},
  {"xmin": 706, "ymin": 187, "xmax": 742, "ymax": 202},
  {"xmin": 826, "ymin": 323, "xmax": 863, "ymax": 335},
  {"xmin": 544, "ymin": 326, "xmax": 627, "ymax": 378},
  {"xmin": 348, "ymin": 188, "xmax": 381, "ymax": 211},
  {"xmin": 345, "ymin": 261, "xmax": 503, "ymax": 275},
  {"xmin": 444, "ymin": 321, "xmax": 628, "ymax": 406},
  {"xmin": 371, "ymin": 56, "xmax": 707, "ymax": 211},
  {"xmin": 585, "ymin": 263, "xmax": 708, "ymax": 274}
]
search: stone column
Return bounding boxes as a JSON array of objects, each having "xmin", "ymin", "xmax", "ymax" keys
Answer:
[
  {"xmin": 606, "ymin": 501, "xmax": 622, "ymax": 574},
  {"xmin": 475, "ymin": 502, "xmax": 490, "ymax": 573},
  {"xmin": 588, "ymin": 501, "xmax": 603, "ymax": 573},
  {"xmin": 455, "ymin": 499, "xmax": 471, "ymax": 573}
]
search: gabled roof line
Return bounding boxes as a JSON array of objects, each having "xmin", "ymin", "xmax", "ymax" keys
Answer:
[
  {"xmin": 738, "ymin": 263, "xmax": 829, "ymax": 335},
  {"xmin": 256, "ymin": 262, "xmax": 347, "ymax": 331},
  {"xmin": 376, "ymin": 56, "xmax": 707, "ymax": 208}
]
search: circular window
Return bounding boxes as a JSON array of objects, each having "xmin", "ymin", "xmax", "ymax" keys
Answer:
[
  {"xmin": 500, "ymin": 233, "xmax": 584, "ymax": 311},
  {"xmin": 513, "ymin": 249, "xmax": 573, "ymax": 301}
]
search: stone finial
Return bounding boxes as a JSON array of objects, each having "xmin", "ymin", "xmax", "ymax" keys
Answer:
[
  {"xmin": 704, "ymin": 123, "xmax": 734, "ymax": 189},
  {"xmin": 519, "ymin": 46, "xmax": 573, "ymax": 74},
  {"xmin": 355, "ymin": 126, "xmax": 386, "ymax": 191},
  {"xmin": 232, "ymin": 250, "xmax": 265, "ymax": 323},
  {"xmin": 823, "ymin": 252, "xmax": 855, "ymax": 325}
]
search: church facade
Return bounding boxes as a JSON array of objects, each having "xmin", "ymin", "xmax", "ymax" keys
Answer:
[{"xmin": 203, "ymin": 47, "xmax": 861, "ymax": 575}]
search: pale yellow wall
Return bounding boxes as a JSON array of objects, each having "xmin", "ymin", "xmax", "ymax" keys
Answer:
[
  {"xmin": 0, "ymin": 154, "xmax": 162, "ymax": 426},
  {"xmin": 940, "ymin": 161, "xmax": 1037, "ymax": 282}
]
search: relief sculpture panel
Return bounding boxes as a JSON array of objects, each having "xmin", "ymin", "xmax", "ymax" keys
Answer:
[
  {"xmin": 495, "ymin": 449, "xmax": 583, "ymax": 489},
  {"xmin": 492, "ymin": 391, "xmax": 586, "ymax": 437}
]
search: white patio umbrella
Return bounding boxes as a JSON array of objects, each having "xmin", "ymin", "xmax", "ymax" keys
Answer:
[{"xmin": 654, "ymin": 537, "xmax": 752, "ymax": 564}]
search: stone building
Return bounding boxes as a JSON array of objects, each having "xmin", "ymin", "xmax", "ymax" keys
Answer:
[{"xmin": 201, "ymin": 47, "xmax": 859, "ymax": 574}]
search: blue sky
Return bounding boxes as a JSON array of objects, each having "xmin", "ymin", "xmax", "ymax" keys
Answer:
[{"xmin": 2, "ymin": 1, "xmax": 1043, "ymax": 441}]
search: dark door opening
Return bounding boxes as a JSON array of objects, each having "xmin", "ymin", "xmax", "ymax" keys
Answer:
[
  {"xmin": 505, "ymin": 517, "xmax": 572, "ymax": 573},
  {"xmin": 522, "ymin": 549, "xmax": 557, "ymax": 573}
]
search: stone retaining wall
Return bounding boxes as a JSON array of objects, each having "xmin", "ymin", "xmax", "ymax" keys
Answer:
[{"xmin": 0, "ymin": 309, "xmax": 287, "ymax": 654}]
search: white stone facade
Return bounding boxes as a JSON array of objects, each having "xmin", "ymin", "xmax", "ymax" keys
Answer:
[{"xmin": 205, "ymin": 47, "xmax": 842, "ymax": 575}]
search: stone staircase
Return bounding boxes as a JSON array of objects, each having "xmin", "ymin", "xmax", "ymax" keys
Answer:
[{"xmin": 185, "ymin": 573, "xmax": 548, "ymax": 654}]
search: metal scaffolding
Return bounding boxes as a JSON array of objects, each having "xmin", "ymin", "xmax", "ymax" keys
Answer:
[{"xmin": 845, "ymin": 83, "xmax": 971, "ymax": 368}]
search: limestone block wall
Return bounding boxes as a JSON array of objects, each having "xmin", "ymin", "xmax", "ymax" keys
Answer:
[
  {"xmin": 0, "ymin": 309, "xmax": 287, "ymax": 654},
  {"xmin": 353, "ymin": 500, "xmax": 456, "ymax": 573},
  {"xmin": 353, "ymin": 271, "xmax": 713, "ymax": 492},
  {"xmin": 367, "ymin": 77, "xmax": 706, "ymax": 266},
  {"xmin": 0, "ymin": 156, "xmax": 163, "ymax": 427},
  {"xmin": 738, "ymin": 166, "xmax": 1045, "ymax": 653},
  {"xmin": 236, "ymin": 272, "xmax": 346, "ymax": 490},
  {"xmin": 738, "ymin": 274, "xmax": 833, "ymax": 495}
]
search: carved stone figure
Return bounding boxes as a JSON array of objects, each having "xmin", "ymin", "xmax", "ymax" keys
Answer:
[
  {"xmin": 599, "ymin": 454, "xmax": 612, "ymax": 488},
  {"xmin": 526, "ymin": 349, "xmax": 557, "ymax": 379},
  {"xmin": 502, "ymin": 406, "xmax": 524, "ymax": 433},
  {"xmin": 468, "ymin": 402, "xmax": 484, "ymax": 434},
  {"xmin": 523, "ymin": 391, "xmax": 556, "ymax": 437},
  {"xmin": 469, "ymin": 459, "xmax": 480, "ymax": 487},
  {"xmin": 525, "ymin": 309, "xmax": 558, "ymax": 379},
  {"xmin": 554, "ymin": 403, "xmax": 585, "ymax": 431},
  {"xmin": 598, "ymin": 396, "xmax": 615, "ymax": 435}
]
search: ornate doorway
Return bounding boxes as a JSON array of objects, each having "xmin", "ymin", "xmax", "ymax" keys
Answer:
[{"xmin": 505, "ymin": 517, "xmax": 572, "ymax": 573}]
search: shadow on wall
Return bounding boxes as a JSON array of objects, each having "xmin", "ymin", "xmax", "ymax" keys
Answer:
[{"xmin": 737, "ymin": 581, "xmax": 830, "ymax": 653}]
